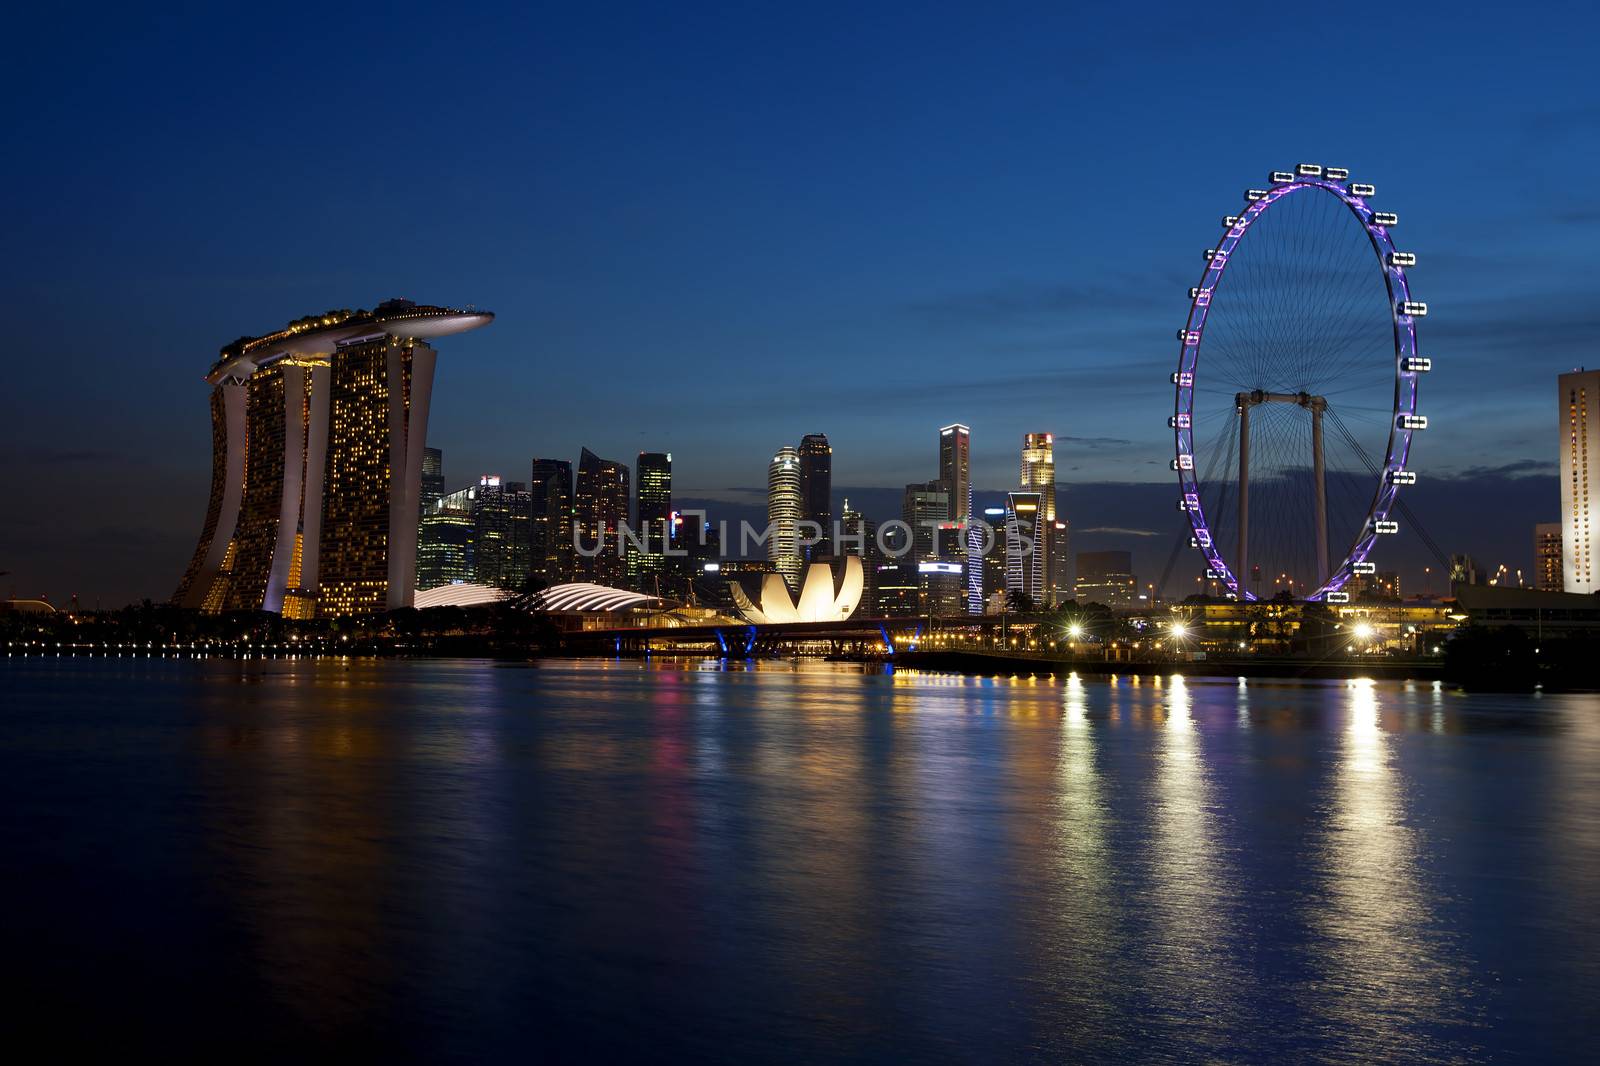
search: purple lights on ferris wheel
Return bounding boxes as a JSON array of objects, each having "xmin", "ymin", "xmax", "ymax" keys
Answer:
[{"xmin": 1170, "ymin": 165, "xmax": 1425, "ymax": 603}]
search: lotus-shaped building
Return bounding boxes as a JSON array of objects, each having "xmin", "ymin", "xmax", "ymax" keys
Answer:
[{"xmin": 729, "ymin": 557, "xmax": 864, "ymax": 624}]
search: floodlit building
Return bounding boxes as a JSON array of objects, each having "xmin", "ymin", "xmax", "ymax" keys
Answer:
[
  {"xmin": 1559, "ymin": 368, "xmax": 1600, "ymax": 593},
  {"xmin": 1021, "ymin": 433, "xmax": 1070, "ymax": 604},
  {"xmin": 938, "ymin": 423, "xmax": 982, "ymax": 613},
  {"xmin": 768, "ymin": 446, "xmax": 803, "ymax": 590},
  {"xmin": 420, "ymin": 447, "xmax": 445, "ymax": 517},
  {"xmin": 902, "ymin": 480, "xmax": 953, "ymax": 561},
  {"xmin": 1535, "ymin": 521, "xmax": 1563, "ymax": 592},
  {"xmin": 729, "ymin": 557, "xmax": 864, "ymax": 624},
  {"xmin": 1004, "ymin": 491, "xmax": 1045, "ymax": 605},
  {"xmin": 172, "ymin": 299, "xmax": 492, "ymax": 616}
]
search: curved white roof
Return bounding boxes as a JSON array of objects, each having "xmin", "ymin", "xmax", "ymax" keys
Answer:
[
  {"xmin": 208, "ymin": 302, "xmax": 493, "ymax": 384},
  {"xmin": 532, "ymin": 583, "xmax": 664, "ymax": 613},
  {"xmin": 413, "ymin": 583, "xmax": 510, "ymax": 609}
]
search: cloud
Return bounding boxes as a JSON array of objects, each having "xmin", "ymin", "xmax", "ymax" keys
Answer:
[
  {"xmin": 1078, "ymin": 526, "xmax": 1162, "ymax": 537},
  {"xmin": 1056, "ymin": 435, "xmax": 1135, "ymax": 449},
  {"xmin": 1452, "ymin": 459, "xmax": 1557, "ymax": 480}
]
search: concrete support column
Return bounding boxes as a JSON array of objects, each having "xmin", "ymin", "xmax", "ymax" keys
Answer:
[{"xmin": 263, "ymin": 365, "xmax": 307, "ymax": 612}]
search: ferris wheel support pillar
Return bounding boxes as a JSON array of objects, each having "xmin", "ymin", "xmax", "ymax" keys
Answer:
[
  {"xmin": 1237, "ymin": 395, "xmax": 1250, "ymax": 598},
  {"xmin": 1311, "ymin": 396, "xmax": 1328, "ymax": 586}
]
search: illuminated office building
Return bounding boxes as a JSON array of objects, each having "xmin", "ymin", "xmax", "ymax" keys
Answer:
[
  {"xmin": 1559, "ymin": 369, "xmax": 1600, "ymax": 593},
  {"xmin": 798, "ymin": 434, "xmax": 832, "ymax": 558},
  {"xmin": 768, "ymin": 446, "xmax": 804, "ymax": 589},
  {"xmin": 1020, "ymin": 432, "xmax": 1070, "ymax": 605},
  {"xmin": 574, "ymin": 448, "xmax": 630, "ymax": 586},
  {"xmin": 172, "ymin": 299, "xmax": 492, "ymax": 616},
  {"xmin": 417, "ymin": 485, "xmax": 476, "ymax": 590},
  {"xmin": 421, "ymin": 447, "xmax": 445, "ymax": 515},
  {"xmin": 1004, "ymin": 491, "xmax": 1044, "ymax": 605},
  {"xmin": 902, "ymin": 480, "xmax": 952, "ymax": 560},
  {"xmin": 1535, "ymin": 521, "xmax": 1563, "ymax": 593},
  {"xmin": 473, "ymin": 475, "xmax": 532, "ymax": 591},
  {"xmin": 1074, "ymin": 550, "xmax": 1137, "ymax": 606},
  {"xmin": 938, "ymin": 423, "xmax": 982, "ymax": 614},
  {"xmin": 529, "ymin": 458, "xmax": 574, "ymax": 583},
  {"xmin": 633, "ymin": 452, "xmax": 673, "ymax": 586}
]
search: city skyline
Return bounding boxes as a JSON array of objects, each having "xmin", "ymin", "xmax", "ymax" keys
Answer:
[{"xmin": 4, "ymin": 4, "xmax": 1598, "ymax": 606}]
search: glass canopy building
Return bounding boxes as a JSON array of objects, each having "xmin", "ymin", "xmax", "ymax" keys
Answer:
[{"xmin": 172, "ymin": 299, "xmax": 492, "ymax": 616}]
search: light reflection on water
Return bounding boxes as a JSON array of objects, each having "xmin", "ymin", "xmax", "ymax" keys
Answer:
[{"xmin": 0, "ymin": 657, "xmax": 1594, "ymax": 1061}]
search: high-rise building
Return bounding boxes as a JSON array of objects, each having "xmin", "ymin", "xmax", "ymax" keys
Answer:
[
  {"xmin": 902, "ymin": 480, "xmax": 952, "ymax": 561},
  {"xmin": 1075, "ymin": 550, "xmax": 1137, "ymax": 606},
  {"xmin": 172, "ymin": 300, "xmax": 492, "ymax": 617},
  {"xmin": 1004, "ymin": 491, "xmax": 1045, "ymax": 605},
  {"xmin": 837, "ymin": 498, "xmax": 879, "ymax": 616},
  {"xmin": 633, "ymin": 452, "xmax": 673, "ymax": 588},
  {"xmin": 473, "ymin": 475, "xmax": 532, "ymax": 591},
  {"xmin": 421, "ymin": 447, "xmax": 445, "ymax": 516},
  {"xmin": 574, "ymin": 447, "xmax": 630, "ymax": 586},
  {"xmin": 1559, "ymin": 369, "xmax": 1600, "ymax": 593},
  {"xmin": 529, "ymin": 458, "xmax": 574, "ymax": 584},
  {"xmin": 1535, "ymin": 522, "xmax": 1564, "ymax": 592},
  {"xmin": 798, "ymin": 434, "xmax": 832, "ymax": 558},
  {"xmin": 1020, "ymin": 432, "xmax": 1070, "ymax": 605},
  {"xmin": 939, "ymin": 424, "xmax": 970, "ymax": 523},
  {"xmin": 768, "ymin": 446, "xmax": 804, "ymax": 589},
  {"xmin": 417, "ymin": 483, "xmax": 476, "ymax": 590},
  {"xmin": 938, "ymin": 423, "xmax": 982, "ymax": 614}
]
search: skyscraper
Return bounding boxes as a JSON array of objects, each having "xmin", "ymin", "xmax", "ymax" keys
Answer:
[
  {"xmin": 838, "ymin": 498, "xmax": 879, "ymax": 616},
  {"xmin": 417, "ymin": 483, "xmax": 475, "ymax": 590},
  {"xmin": 798, "ymin": 434, "xmax": 832, "ymax": 558},
  {"xmin": 768, "ymin": 446, "xmax": 803, "ymax": 589},
  {"xmin": 529, "ymin": 458, "xmax": 574, "ymax": 584},
  {"xmin": 172, "ymin": 299, "xmax": 492, "ymax": 617},
  {"xmin": 575, "ymin": 447, "xmax": 630, "ymax": 586},
  {"xmin": 421, "ymin": 447, "xmax": 445, "ymax": 516},
  {"xmin": 938, "ymin": 423, "xmax": 981, "ymax": 613},
  {"xmin": 1004, "ymin": 491, "xmax": 1045, "ymax": 605},
  {"xmin": 1535, "ymin": 521, "xmax": 1564, "ymax": 592},
  {"xmin": 1559, "ymin": 369, "xmax": 1600, "ymax": 593},
  {"xmin": 472, "ymin": 475, "xmax": 532, "ymax": 591},
  {"xmin": 902, "ymin": 480, "xmax": 952, "ymax": 561},
  {"xmin": 634, "ymin": 452, "xmax": 673, "ymax": 589},
  {"xmin": 1020, "ymin": 432, "xmax": 1070, "ymax": 605}
]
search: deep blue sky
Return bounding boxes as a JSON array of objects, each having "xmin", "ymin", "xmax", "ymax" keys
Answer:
[{"xmin": 3, "ymin": 1, "xmax": 1597, "ymax": 605}]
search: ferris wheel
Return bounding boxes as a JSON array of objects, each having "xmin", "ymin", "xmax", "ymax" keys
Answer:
[{"xmin": 1171, "ymin": 164, "xmax": 1427, "ymax": 603}]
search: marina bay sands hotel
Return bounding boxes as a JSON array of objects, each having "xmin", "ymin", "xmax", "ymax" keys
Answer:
[{"xmin": 173, "ymin": 299, "xmax": 492, "ymax": 617}]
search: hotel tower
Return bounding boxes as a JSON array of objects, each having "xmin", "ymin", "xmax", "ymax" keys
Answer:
[
  {"xmin": 173, "ymin": 299, "xmax": 493, "ymax": 617},
  {"xmin": 1560, "ymin": 368, "xmax": 1600, "ymax": 593}
]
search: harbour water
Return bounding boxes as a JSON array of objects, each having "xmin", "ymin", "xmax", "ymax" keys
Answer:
[{"xmin": 2, "ymin": 657, "xmax": 1596, "ymax": 1061}]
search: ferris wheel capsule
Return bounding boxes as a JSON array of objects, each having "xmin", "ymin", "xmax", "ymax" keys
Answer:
[
  {"xmin": 1397, "ymin": 414, "xmax": 1428, "ymax": 430},
  {"xmin": 1325, "ymin": 167, "xmax": 1350, "ymax": 181},
  {"xmin": 1245, "ymin": 189, "xmax": 1269, "ymax": 202},
  {"xmin": 1389, "ymin": 251, "xmax": 1417, "ymax": 267},
  {"xmin": 1388, "ymin": 470, "xmax": 1418, "ymax": 485},
  {"xmin": 1402, "ymin": 356, "xmax": 1431, "ymax": 373},
  {"xmin": 1374, "ymin": 520, "xmax": 1400, "ymax": 534},
  {"xmin": 1325, "ymin": 591, "xmax": 1351, "ymax": 603},
  {"xmin": 1353, "ymin": 561, "xmax": 1377, "ymax": 575},
  {"xmin": 1296, "ymin": 163, "xmax": 1323, "ymax": 176},
  {"xmin": 1269, "ymin": 171, "xmax": 1295, "ymax": 184},
  {"xmin": 1400, "ymin": 301, "xmax": 1428, "ymax": 316},
  {"xmin": 1350, "ymin": 183, "xmax": 1376, "ymax": 197},
  {"xmin": 1371, "ymin": 212, "xmax": 1398, "ymax": 227}
]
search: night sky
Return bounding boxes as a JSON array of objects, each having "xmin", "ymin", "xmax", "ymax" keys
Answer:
[{"xmin": 3, "ymin": 2, "xmax": 1597, "ymax": 606}]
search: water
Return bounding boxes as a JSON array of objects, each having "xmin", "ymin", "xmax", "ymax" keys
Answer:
[{"xmin": 2, "ymin": 657, "xmax": 1596, "ymax": 1062}]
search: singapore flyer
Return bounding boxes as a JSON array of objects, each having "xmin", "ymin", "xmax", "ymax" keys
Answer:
[{"xmin": 1171, "ymin": 164, "xmax": 1428, "ymax": 603}]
